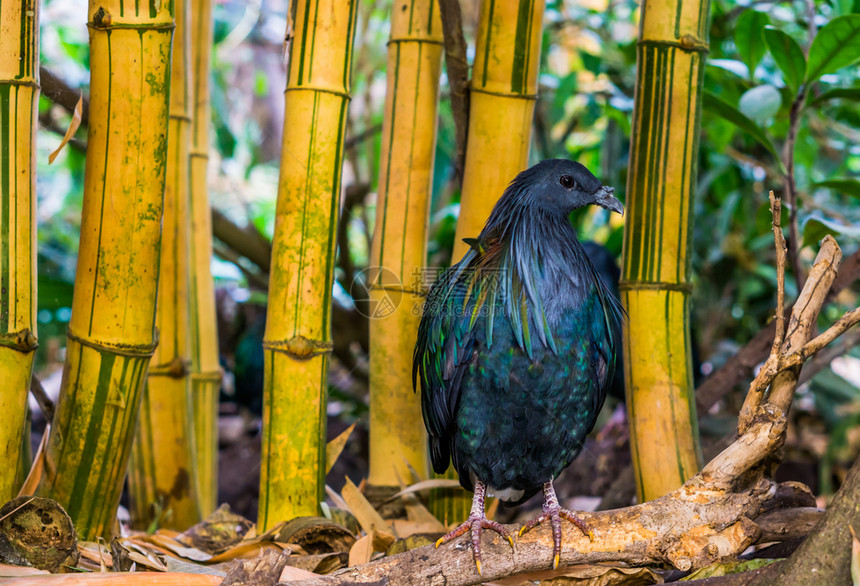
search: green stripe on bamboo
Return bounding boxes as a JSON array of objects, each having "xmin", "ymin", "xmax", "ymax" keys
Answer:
[
  {"xmin": 188, "ymin": 0, "xmax": 221, "ymax": 517},
  {"xmin": 620, "ymin": 0, "xmax": 708, "ymax": 502},
  {"xmin": 258, "ymin": 0, "xmax": 358, "ymax": 530},
  {"xmin": 129, "ymin": 0, "xmax": 201, "ymax": 531},
  {"xmin": 0, "ymin": 0, "xmax": 39, "ymax": 502},
  {"xmin": 366, "ymin": 0, "xmax": 442, "ymax": 497},
  {"xmin": 35, "ymin": 0, "xmax": 174, "ymax": 540}
]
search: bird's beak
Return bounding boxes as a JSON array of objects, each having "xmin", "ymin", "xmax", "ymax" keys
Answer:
[{"xmin": 595, "ymin": 186, "xmax": 623, "ymax": 215}]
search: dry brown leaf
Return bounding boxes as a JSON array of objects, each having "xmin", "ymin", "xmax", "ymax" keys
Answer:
[
  {"xmin": 325, "ymin": 485, "xmax": 350, "ymax": 512},
  {"xmin": 48, "ymin": 94, "xmax": 83, "ymax": 164},
  {"xmin": 144, "ymin": 534, "xmax": 213, "ymax": 562},
  {"xmin": 371, "ymin": 531, "xmax": 396, "ymax": 553},
  {"xmin": 391, "ymin": 519, "xmax": 446, "ymax": 537},
  {"xmin": 204, "ymin": 541, "xmax": 291, "ymax": 564},
  {"xmin": 326, "ymin": 423, "xmax": 355, "ymax": 474},
  {"xmin": 77, "ymin": 541, "xmax": 113, "ymax": 570},
  {"xmin": 125, "ymin": 550, "xmax": 168, "ymax": 572},
  {"xmin": 340, "ymin": 478, "xmax": 393, "ymax": 535},
  {"xmin": 386, "ymin": 478, "xmax": 462, "ymax": 501},
  {"xmin": 348, "ymin": 532, "xmax": 375, "ymax": 567},
  {"xmin": 404, "ymin": 500, "xmax": 446, "ymax": 533}
]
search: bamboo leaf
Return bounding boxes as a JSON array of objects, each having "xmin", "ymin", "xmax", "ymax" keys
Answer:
[
  {"xmin": 340, "ymin": 478, "xmax": 393, "ymax": 535},
  {"xmin": 348, "ymin": 532, "xmax": 374, "ymax": 566},
  {"xmin": 387, "ymin": 478, "xmax": 463, "ymax": 501},
  {"xmin": 702, "ymin": 91, "xmax": 785, "ymax": 173},
  {"xmin": 325, "ymin": 423, "xmax": 355, "ymax": 475},
  {"xmin": 739, "ymin": 85, "xmax": 782, "ymax": 123},
  {"xmin": 735, "ymin": 10, "xmax": 770, "ymax": 77},
  {"xmin": 48, "ymin": 94, "xmax": 83, "ymax": 164},
  {"xmin": 808, "ymin": 87, "xmax": 860, "ymax": 107},
  {"xmin": 806, "ymin": 14, "xmax": 860, "ymax": 82},
  {"xmin": 814, "ymin": 178, "xmax": 860, "ymax": 199},
  {"xmin": 763, "ymin": 27, "xmax": 806, "ymax": 94}
]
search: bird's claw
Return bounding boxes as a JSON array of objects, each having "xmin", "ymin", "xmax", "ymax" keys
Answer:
[
  {"xmin": 435, "ymin": 514, "xmax": 514, "ymax": 575},
  {"xmin": 519, "ymin": 507, "xmax": 592, "ymax": 570}
]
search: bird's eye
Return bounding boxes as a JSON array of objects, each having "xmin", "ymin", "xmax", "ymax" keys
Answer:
[{"xmin": 559, "ymin": 175, "xmax": 576, "ymax": 189}]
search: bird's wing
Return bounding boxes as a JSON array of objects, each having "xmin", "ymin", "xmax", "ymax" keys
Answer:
[{"xmin": 413, "ymin": 246, "xmax": 498, "ymax": 473}]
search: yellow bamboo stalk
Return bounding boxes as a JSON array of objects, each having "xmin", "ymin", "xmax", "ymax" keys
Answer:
[
  {"xmin": 433, "ymin": 0, "xmax": 545, "ymax": 524},
  {"xmin": 0, "ymin": 0, "xmax": 39, "ymax": 502},
  {"xmin": 450, "ymin": 0, "xmax": 545, "ymax": 259},
  {"xmin": 621, "ymin": 0, "xmax": 709, "ymax": 501},
  {"xmin": 258, "ymin": 0, "xmax": 358, "ymax": 530},
  {"xmin": 35, "ymin": 0, "xmax": 174, "ymax": 540},
  {"xmin": 366, "ymin": 0, "xmax": 443, "ymax": 494},
  {"xmin": 128, "ymin": 0, "xmax": 200, "ymax": 530},
  {"xmin": 188, "ymin": 0, "xmax": 220, "ymax": 517}
]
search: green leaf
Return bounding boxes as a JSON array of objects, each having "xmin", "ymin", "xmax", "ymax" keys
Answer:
[
  {"xmin": 803, "ymin": 218, "xmax": 840, "ymax": 247},
  {"xmin": 735, "ymin": 10, "xmax": 771, "ymax": 77},
  {"xmin": 763, "ymin": 27, "xmax": 806, "ymax": 94},
  {"xmin": 702, "ymin": 91, "xmax": 785, "ymax": 173},
  {"xmin": 739, "ymin": 85, "xmax": 782, "ymax": 122},
  {"xmin": 808, "ymin": 87, "xmax": 860, "ymax": 107},
  {"xmin": 806, "ymin": 14, "xmax": 860, "ymax": 82},
  {"xmin": 814, "ymin": 178, "xmax": 860, "ymax": 199}
]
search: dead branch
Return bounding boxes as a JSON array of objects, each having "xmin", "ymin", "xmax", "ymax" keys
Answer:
[
  {"xmin": 437, "ymin": 0, "xmax": 470, "ymax": 184},
  {"xmin": 696, "ymin": 246, "xmax": 860, "ymax": 413},
  {"xmin": 40, "ymin": 66, "xmax": 90, "ymax": 127},
  {"xmin": 738, "ymin": 235, "xmax": 842, "ymax": 433},
  {"xmin": 280, "ymin": 199, "xmax": 859, "ymax": 586},
  {"xmin": 211, "ymin": 209, "xmax": 273, "ymax": 274},
  {"xmin": 754, "ymin": 507, "xmax": 823, "ymax": 542}
]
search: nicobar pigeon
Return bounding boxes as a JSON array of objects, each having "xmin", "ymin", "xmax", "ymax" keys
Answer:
[{"xmin": 413, "ymin": 159, "xmax": 624, "ymax": 573}]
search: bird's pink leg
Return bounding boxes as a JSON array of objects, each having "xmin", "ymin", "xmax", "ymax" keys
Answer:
[
  {"xmin": 434, "ymin": 480, "xmax": 514, "ymax": 575},
  {"xmin": 518, "ymin": 480, "xmax": 594, "ymax": 569}
]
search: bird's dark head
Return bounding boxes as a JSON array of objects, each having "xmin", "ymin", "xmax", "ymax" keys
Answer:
[{"xmin": 509, "ymin": 159, "xmax": 623, "ymax": 217}]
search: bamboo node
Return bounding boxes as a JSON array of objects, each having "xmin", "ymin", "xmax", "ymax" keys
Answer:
[
  {"xmin": 387, "ymin": 37, "xmax": 445, "ymax": 47},
  {"xmin": 637, "ymin": 37, "xmax": 709, "ymax": 53},
  {"xmin": 0, "ymin": 329, "xmax": 39, "ymax": 353},
  {"xmin": 148, "ymin": 357, "xmax": 190, "ymax": 378},
  {"xmin": 190, "ymin": 370, "xmax": 223, "ymax": 383},
  {"xmin": 284, "ymin": 86, "xmax": 351, "ymax": 101},
  {"xmin": 65, "ymin": 327, "xmax": 157, "ymax": 357},
  {"xmin": 618, "ymin": 280, "xmax": 693, "ymax": 293},
  {"xmin": 469, "ymin": 87, "xmax": 538, "ymax": 101},
  {"xmin": 263, "ymin": 336, "xmax": 333, "ymax": 359}
]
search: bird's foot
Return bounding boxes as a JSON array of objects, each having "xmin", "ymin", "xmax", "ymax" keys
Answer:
[
  {"xmin": 518, "ymin": 481, "xmax": 593, "ymax": 569},
  {"xmin": 434, "ymin": 481, "xmax": 514, "ymax": 576}
]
